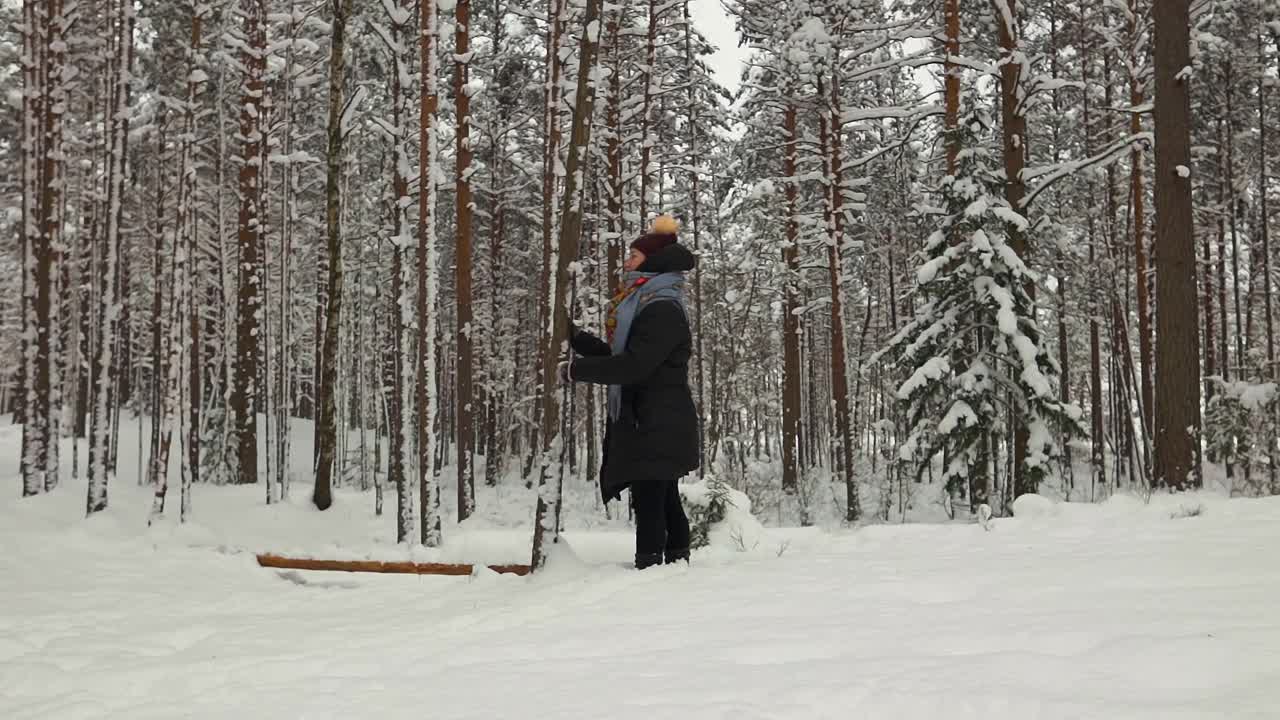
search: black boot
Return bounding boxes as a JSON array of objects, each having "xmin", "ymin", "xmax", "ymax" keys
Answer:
[
  {"xmin": 664, "ymin": 548, "xmax": 689, "ymax": 565},
  {"xmin": 635, "ymin": 552, "xmax": 663, "ymax": 570}
]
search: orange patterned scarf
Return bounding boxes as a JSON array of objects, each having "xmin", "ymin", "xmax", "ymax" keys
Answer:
[{"xmin": 605, "ymin": 276, "xmax": 649, "ymax": 344}]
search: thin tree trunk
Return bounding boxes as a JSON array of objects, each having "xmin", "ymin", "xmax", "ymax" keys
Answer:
[
  {"xmin": 781, "ymin": 100, "xmax": 802, "ymax": 497},
  {"xmin": 821, "ymin": 73, "xmax": 858, "ymax": 522},
  {"xmin": 1227, "ymin": 62, "xmax": 1246, "ymax": 370},
  {"xmin": 379, "ymin": 0, "xmax": 417, "ymax": 542},
  {"xmin": 313, "ymin": 0, "xmax": 356, "ymax": 510},
  {"xmin": 183, "ymin": 5, "xmax": 206, "ymax": 521},
  {"xmin": 532, "ymin": 0, "xmax": 604, "ymax": 569},
  {"xmin": 1081, "ymin": 7, "xmax": 1107, "ymax": 496},
  {"xmin": 683, "ymin": 0, "xmax": 705, "ymax": 476},
  {"xmin": 455, "ymin": 0, "xmax": 477, "ymax": 521},
  {"xmin": 418, "ymin": 0, "xmax": 443, "ymax": 546},
  {"xmin": 1214, "ymin": 118, "xmax": 1231, "ymax": 387},
  {"xmin": 639, "ymin": 0, "xmax": 659, "ymax": 223},
  {"xmin": 1259, "ymin": 29, "xmax": 1277, "ymax": 492},
  {"xmin": 1128, "ymin": 0, "xmax": 1154, "ymax": 437},
  {"xmin": 88, "ymin": 0, "xmax": 133, "ymax": 515},
  {"xmin": 605, "ymin": 4, "xmax": 624, "ymax": 294}
]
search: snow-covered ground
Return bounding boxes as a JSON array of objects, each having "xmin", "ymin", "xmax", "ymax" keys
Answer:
[{"xmin": 5, "ymin": 419, "xmax": 1280, "ymax": 718}]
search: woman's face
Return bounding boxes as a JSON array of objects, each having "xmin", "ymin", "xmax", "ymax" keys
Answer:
[{"xmin": 624, "ymin": 248, "xmax": 647, "ymax": 272}]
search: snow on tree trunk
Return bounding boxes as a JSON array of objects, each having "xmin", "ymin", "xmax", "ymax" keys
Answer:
[
  {"xmin": 88, "ymin": 0, "xmax": 133, "ymax": 516},
  {"xmin": 314, "ymin": 0, "xmax": 356, "ymax": 511},
  {"xmin": 821, "ymin": 72, "xmax": 858, "ymax": 523},
  {"xmin": 150, "ymin": 4, "xmax": 207, "ymax": 524},
  {"xmin": 1127, "ymin": 0, "xmax": 1155, "ymax": 444},
  {"xmin": 374, "ymin": 0, "xmax": 419, "ymax": 543},
  {"xmin": 604, "ymin": 4, "xmax": 624, "ymax": 295},
  {"xmin": 532, "ymin": 0, "xmax": 604, "ymax": 570},
  {"xmin": 418, "ymin": 0, "xmax": 443, "ymax": 547},
  {"xmin": 993, "ymin": 0, "xmax": 1035, "ymax": 499},
  {"xmin": 230, "ymin": 0, "xmax": 266, "ymax": 487},
  {"xmin": 20, "ymin": 0, "xmax": 46, "ymax": 498},
  {"xmin": 454, "ymin": 0, "xmax": 477, "ymax": 522}
]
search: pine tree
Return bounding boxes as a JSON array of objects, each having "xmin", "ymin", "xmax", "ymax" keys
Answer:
[{"xmin": 882, "ymin": 102, "xmax": 1084, "ymax": 510}]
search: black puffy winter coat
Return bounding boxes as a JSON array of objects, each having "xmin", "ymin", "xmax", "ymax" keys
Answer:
[{"xmin": 569, "ymin": 244, "xmax": 700, "ymax": 502}]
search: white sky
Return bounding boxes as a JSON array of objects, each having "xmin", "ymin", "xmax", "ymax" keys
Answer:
[{"xmin": 689, "ymin": 0, "xmax": 749, "ymax": 95}]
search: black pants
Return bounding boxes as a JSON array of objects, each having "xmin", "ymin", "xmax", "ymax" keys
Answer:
[{"xmin": 630, "ymin": 476, "xmax": 690, "ymax": 561}]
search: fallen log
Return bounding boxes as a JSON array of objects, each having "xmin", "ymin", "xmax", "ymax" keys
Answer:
[{"xmin": 255, "ymin": 553, "xmax": 532, "ymax": 576}]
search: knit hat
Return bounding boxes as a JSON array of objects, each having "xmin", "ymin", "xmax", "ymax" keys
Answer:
[{"xmin": 630, "ymin": 215, "xmax": 679, "ymax": 257}]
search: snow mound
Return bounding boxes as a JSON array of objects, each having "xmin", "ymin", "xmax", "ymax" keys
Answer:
[
  {"xmin": 1011, "ymin": 493, "xmax": 1058, "ymax": 519},
  {"xmin": 1011, "ymin": 490, "xmax": 1225, "ymax": 525},
  {"xmin": 680, "ymin": 478, "xmax": 767, "ymax": 553}
]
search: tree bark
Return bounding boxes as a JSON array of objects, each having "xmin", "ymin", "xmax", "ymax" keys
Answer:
[
  {"xmin": 378, "ymin": 0, "xmax": 417, "ymax": 542},
  {"xmin": 230, "ymin": 0, "xmax": 266, "ymax": 486},
  {"xmin": 1128, "ymin": 0, "xmax": 1154, "ymax": 437},
  {"xmin": 313, "ymin": 0, "xmax": 356, "ymax": 510},
  {"xmin": 781, "ymin": 101, "xmax": 802, "ymax": 497},
  {"xmin": 822, "ymin": 73, "xmax": 858, "ymax": 522},
  {"xmin": 88, "ymin": 0, "xmax": 133, "ymax": 515},
  {"xmin": 1081, "ymin": 4, "xmax": 1107, "ymax": 496},
  {"xmin": 418, "ymin": 0, "xmax": 443, "ymax": 546},
  {"xmin": 605, "ymin": 4, "xmax": 624, "ymax": 294},
  {"xmin": 993, "ymin": 0, "xmax": 1032, "ymax": 496},
  {"xmin": 943, "ymin": 0, "xmax": 961, "ymax": 173},
  {"xmin": 532, "ymin": 0, "xmax": 604, "ymax": 569},
  {"xmin": 454, "ymin": 0, "xmax": 477, "ymax": 521},
  {"xmin": 1152, "ymin": 0, "xmax": 1201, "ymax": 490}
]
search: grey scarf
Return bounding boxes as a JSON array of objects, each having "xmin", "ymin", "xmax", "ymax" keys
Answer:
[{"xmin": 608, "ymin": 271, "xmax": 688, "ymax": 421}]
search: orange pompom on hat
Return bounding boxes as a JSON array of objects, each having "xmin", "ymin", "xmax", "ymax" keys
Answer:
[{"xmin": 630, "ymin": 214, "xmax": 679, "ymax": 256}]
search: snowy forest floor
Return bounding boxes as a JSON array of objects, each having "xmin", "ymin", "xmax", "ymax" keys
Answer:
[{"xmin": 5, "ymin": 418, "xmax": 1280, "ymax": 718}]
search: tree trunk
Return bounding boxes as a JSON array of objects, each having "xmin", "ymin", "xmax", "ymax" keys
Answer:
[
  {"xmin": 1152, "ymin": 0, "xmax": 1201, "ymax": 490},
  {"xmin": 22, "ymin": 0, "xmax": 60, "ymax": 497},
  {"xmin": 993, "ymin": 0, "xmax": 1032, "ymax": 496},
  {"xmin": 230, "ymin": 0, "xmax": 266, "ymax": 486},
  {"xmin": 822, "ymin": 74, "xmax": 858, "ymax": 522},
  {"xmin": 781, "ymin": 101, "xmax": 802, "ymax": 497},
  {"xmin": 379, "ymin": 0, "xmax": 417, "ymax": 542},
  {"xmin": 683, "ymin": 0, "xmax": 705, "ymax": 475},
  {"xmin": 313, "ymin": 0, "xmax": 355, "ymax": 510},
  {"xmin": 943, "ymin": 0, "xmax": 960, "ymax": 173},
  {"xmin": 1214, "ymin": 118, "xmax": 1231, "ymax": 394},
  {"xmin": 1080, "ymin": 6, "xmax": 1107, "ymax": 496},
  {"xmin": 418, "ymin": 0, "xmax": 443, "ymax": 546},
  {"xmin": 605, "ymin": 4, "xmax": 624, "ymax": 294},
  {"xmin": 533, "ymin": 0, "xmax": 568, "ymax": 479},
  {"xmin": 639, "ymin": 0, "xmax": 659, "ymax": 223},
  {"xmin": 532, "ymin": 0, "xmax": 604, "ymax": 569},
  {"xmin": 455, "ymin": 0, "xmax": 477, "ymax": 521},
  {"xmin": 88, "ymin": 0, "xmax": 133, "ymax": 515},
  {"xmin": 184, "ymin": 5, "xmax": 205, "ymax": 521},
  {"xmin": 1128, "ymin": 0, "xmax": 1154, "ymax": 437}
]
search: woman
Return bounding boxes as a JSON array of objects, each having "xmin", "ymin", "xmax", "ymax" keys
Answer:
[{"xmin": 562, "ymin": 215, "xmax": 699, "ymax": 569}]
